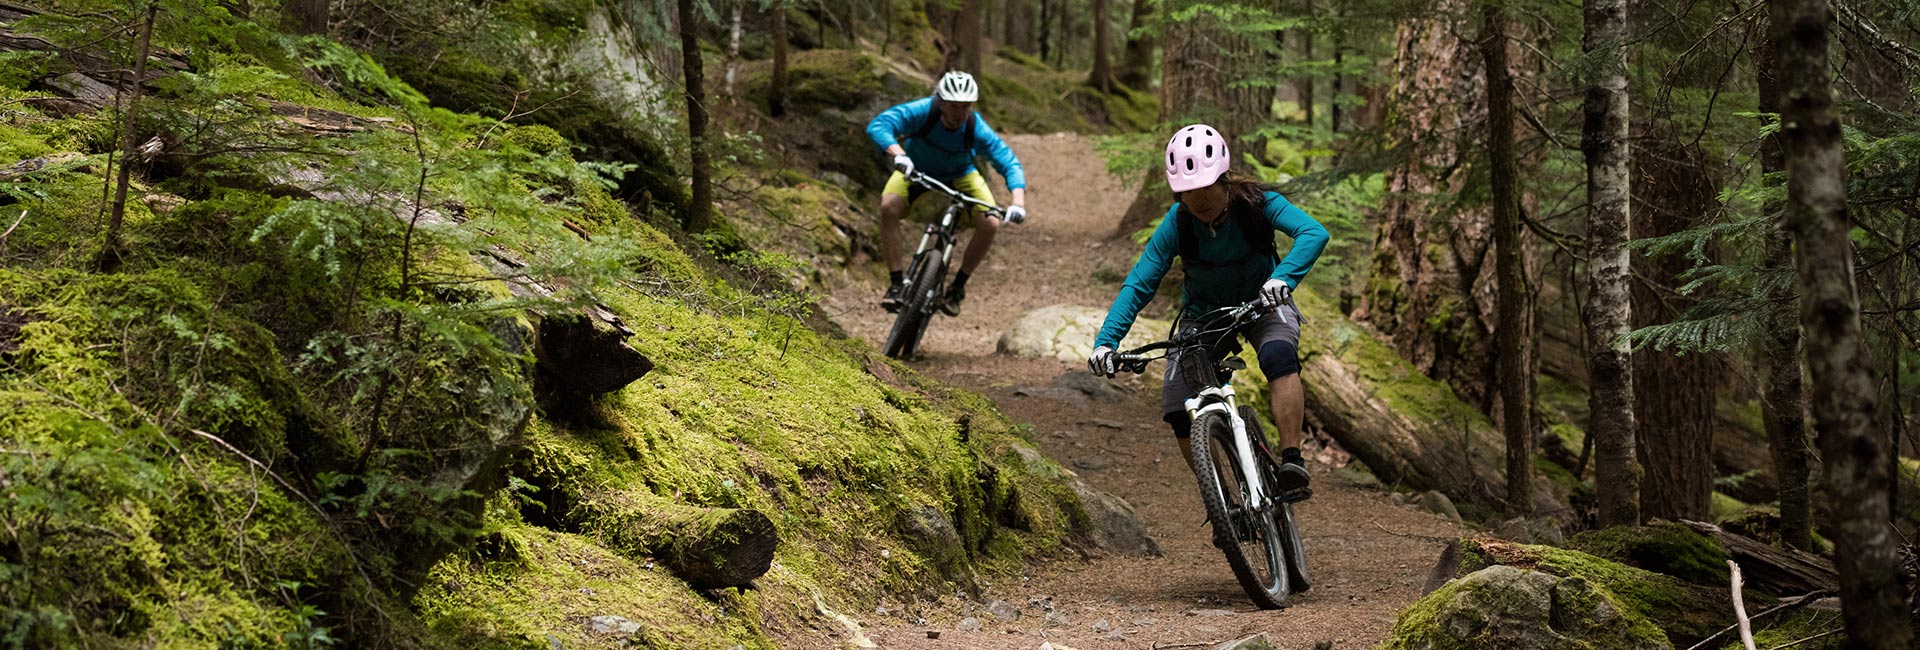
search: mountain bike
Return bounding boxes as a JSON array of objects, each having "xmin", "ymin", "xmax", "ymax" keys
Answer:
[
  {"xmin": 1113, "ymin": 299, "xmax": 1311, "ymax": 608},
  {"xmin": 882, "ymin": 171, "xmax": 1006, "ymax": 360}
]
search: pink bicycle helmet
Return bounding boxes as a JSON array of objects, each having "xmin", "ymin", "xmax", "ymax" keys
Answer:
[{"xmin": 1165, "ymin": 124, "xmax": 1229, "ymax": 193}]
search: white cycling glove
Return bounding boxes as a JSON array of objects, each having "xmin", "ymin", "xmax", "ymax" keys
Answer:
[
  {"xmin": 1004, "ymin": 204, "xmax": 1027, "ymax": 224},
  {"xmin": 1089, "ymin": 346, "xmax": 1117, "ymax": 378},
  {"xmin": 892, "ymin": 154, "xmax": 915, "ymax": 176},
  {"xmin": 1260, "ymin": 278, "xmax": 1292, "ymax": 308}
]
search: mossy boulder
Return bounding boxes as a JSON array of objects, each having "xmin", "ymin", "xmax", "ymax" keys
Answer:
[
  {"xmin": 1382, "ymin": 565, "xmax": 1672, "ymax": 650},
  {"xmin": 1568, "ymin": 522, "xmax": 1730, "ymax": 587},
  {"xmin": 1439, "ymin": 538, "xmax": 1735, "ymax": 646}
]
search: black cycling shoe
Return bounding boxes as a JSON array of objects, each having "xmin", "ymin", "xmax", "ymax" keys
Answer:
[
  {"xmin": 1273, "ymin": 462, "xmax": 1311, "ymax": 495},
  {"xmin": 881, "ymin": 281, "xmax": 905, "ymax": 313},
  {"xmin": 939, "ymin": 284, "xmax": 966, "ymax": 316}
]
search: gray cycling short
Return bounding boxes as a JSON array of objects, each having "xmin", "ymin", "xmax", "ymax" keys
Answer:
[{"xmin": 1159, "ymin": 304, "xmax": 1302, "ymax": 432}]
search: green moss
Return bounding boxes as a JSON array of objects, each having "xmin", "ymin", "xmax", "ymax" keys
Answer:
[
  {"xmin": 1709, "ymin": 492, "xmax": 1748, "ymax": 522},
  {"xmin": 1568, "ymin": 523, "xmax": 1731, "ymax": 587},
  {"xmin": 1381, "ymin": 565, "xmax": 1671, "ymax": 650},
  {"xmin": 1470, "ymin": 539, "xmax": 1732, "ymax": 643}
]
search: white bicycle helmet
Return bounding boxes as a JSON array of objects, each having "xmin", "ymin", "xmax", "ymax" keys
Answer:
[{"xmin": 936, "ymin": 71, "xmax": 979, "ymax": 102}]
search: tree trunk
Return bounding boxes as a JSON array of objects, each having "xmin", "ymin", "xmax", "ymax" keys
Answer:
[
  {"xmin": 770, "ymin": 0, "xmax": 789, "ymax": 117},
  {"xmin": 1770, "ymin": 0, "xmax": 1911, "ymax": 645},
  {"xmin": 1118, "ymin": 0, "xmax": 1155, "ymax": 89},
  {"xmin": 1482, "ymin": 0, "xmax": 1533, "ymax": 516},
  {"xmin": 100, "ymin": 0, "xmax": 156, "ymax": 268},
  {"xmin": 1004, "ymin": 0, "xmax": 1031, "ymax": 53},
  {"xmin": 286, "ymin": 0, "xmax": 328, "ymax": 35},
  {"xmin": 678, "ymin": 0, "xmax": 714, "ymax": 233},
  {"xmin": 1582, "ymin": 0, "xmax": 1639, "ymax": 527},
  {"xmin": 1755, "ymin": 33, "xmax": 1813, "ymax": 552},
  {"xmin": 1053, "ymin": 0, "xmax": 1072, "ymax": 67},
  {"xmin": 579, "ymin": 491, "xmax": 780, "ymax": 589},
  {"xmin": 724, "ymin": 1, "xmax": 743, "ymax": 101},
  {"xmin": 1330, "ymin": 5, "xmax": 1343, "ymax": 133},
  {"xmin": 1353, "ymin": 0, "xmax": 1497, "ymax": 414},
  {"xmin": 954, "ymin": 0, "xmax": 984, "ymax": 72},
  {"xmin": 1039, "ymin": 0, "xmax": 1052, "ymax": 64},
  {"xmin": 1631, "ymin": 131, "xmax": 1721, "ymax": 523},
  {"xmin": 1681, "ymin": 521, "xmax": 1838, "ymax": 596},
  {"xmin": 1296, "ymin": 290, "xmax": 1562, "ymax": 514},
  {"xmin": 1300, "ymin": 0, "xmax": 1314, "ymax": 131},
  {"xmin": 1089, "ymin": 0, "xmax": 1112, "ymax": 91}
]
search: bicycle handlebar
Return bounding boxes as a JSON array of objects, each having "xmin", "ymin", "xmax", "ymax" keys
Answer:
[
  {"xmin": 907, "ymin": 170, "xmax": 1007, "ymax": 218},
  {"xmin": 1108, "ymin": 298, "xmax": 1277, "ymax": 375}
]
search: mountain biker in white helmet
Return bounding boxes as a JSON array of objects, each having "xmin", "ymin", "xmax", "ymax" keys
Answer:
[
  {"xmin": 865, "ymin": 70, "xmax": 1028, "ymax": 316},
  {"xmin": 1089, "ymin": 124, "xmax": 1329, "ymax": 494}
]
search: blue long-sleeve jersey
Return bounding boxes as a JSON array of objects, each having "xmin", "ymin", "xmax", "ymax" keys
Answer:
[
  {"xmin": 866, "ymin": 97, "xmax": 1026, "ymax": 189},
  {"xmin": 1094, "ymin": 191, "xmax": 1329, "ymax": 349}
]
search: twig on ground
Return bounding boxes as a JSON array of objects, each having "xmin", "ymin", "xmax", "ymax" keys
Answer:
[
  {"xmin": 1684, "ymin": 590, "xmax": 1832, "ymax": 650},
  {"xmin": 1150, "ymin": 642, "xmax": 1214, "ymax": 650},
  {"xmin": 1730, "ymin": 560, "xmax": 1758, "ymax": 650},
  {"xmin": 1767, "ymin": 628, "xmax": 1842, "ymax": 650},
  {"xmin": 0, "ymin": 210, "xmax": 25, "ymax": 242}
]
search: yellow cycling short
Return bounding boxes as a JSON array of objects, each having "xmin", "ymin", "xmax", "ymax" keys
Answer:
[{"xmin": 883, "ymin": 170, "xmax": 997, "ymax": 215}]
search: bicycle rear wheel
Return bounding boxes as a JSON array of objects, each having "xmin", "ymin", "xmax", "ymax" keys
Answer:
[
  {"xmin": 1190, "ymin": 410, "xmax": 1291, "ymax": 609},
  {"xmin": 883, "ymin": 252, "xmax": 943, "ymax": 360}
]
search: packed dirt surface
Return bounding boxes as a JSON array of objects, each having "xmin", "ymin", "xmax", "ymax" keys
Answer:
[{"xmin": 822, "ymin": 134, "xmax": 1472, "ymax": 649}]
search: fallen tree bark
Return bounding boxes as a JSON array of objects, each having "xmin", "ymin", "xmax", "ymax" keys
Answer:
[
  {"xmin": 1681, "ymin": 520, "xmax": 1837, "ymax": 596},
  {"xmin": 1295, "ymin": 288, "xmax": 1567, "ymax": 517}
]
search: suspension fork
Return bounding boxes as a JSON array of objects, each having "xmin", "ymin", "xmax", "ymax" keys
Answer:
[{"xmin": 1188, "ymin": 384, "xmax": 1268, "ymax": 512}]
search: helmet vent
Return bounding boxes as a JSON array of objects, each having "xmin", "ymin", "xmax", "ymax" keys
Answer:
[
  {"xmin": 1185, "ymin": 137, "xmax": 1193, "ymax": 147},
  {"xmin": 1186, "ymin": 159, "xmax": 1195, "ymax": 171},
  {"xmin": 1205, "ymin": 145, "xmax": 1213, "ymax": 157}
]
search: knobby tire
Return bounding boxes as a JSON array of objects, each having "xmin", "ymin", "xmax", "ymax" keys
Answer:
[
  {"xmin": 1190, "ymin": 410, "xmax": 1291, "ymax": 609},
  {"xmin": 883, "ymin": 252, "xmax": 943, "ymax": 359}
]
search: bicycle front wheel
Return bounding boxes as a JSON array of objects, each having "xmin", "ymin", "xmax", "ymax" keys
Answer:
[
  {"xmin": 883, "ymin": 253, "xmax": 943, "ymax": 360},
  {"xmin": 1190, "ymin": 410, "xmax": 1291, "ymax": 609}
]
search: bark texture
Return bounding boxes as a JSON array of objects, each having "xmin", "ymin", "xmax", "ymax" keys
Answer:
[
  {"xmin": 1769, "ymin": 0, "xmax": 1912, "ymax": 645},
  {"xmin": 1582, "ymin": 0, "xmax": 1639, "ymax": 527},
  {"xmin": 1354, "ymin": 0, "xmax": 1498, "ymax": 414},
  {"xmin": 678, "ymin": 0, "xmax": 714, "ymax": 232},
  {"xmin": 1755, "ymin": 33, "xmax": 1814, "ymax": 552},
  {"xmin": 1118, "ymin": 0, "xmax": 1155, "ymax": 89},
  {"xmin": 1631, "ymin": 132, "xmax": 1722, "ymax": 523},
  {"xmin": 770, "ymin": 0, "xmax": 788, "ymax": 117},
  {"xmin": 1089, "ymin": 0, "xmax": 1112, "ymax": 92},
  {"xmin": 952, "ymin": 0, "xmax": 984, "ymax": 72},
  {"xmin": 1482, "ymin": 1, "xmax": 1533, "ymax": 516},
  {"xmin": 286, "ymin": 0, "xmax": 328, "ymax": 35}
]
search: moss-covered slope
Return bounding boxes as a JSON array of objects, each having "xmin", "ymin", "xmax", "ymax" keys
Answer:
[{"xmin": 0, "ymin": 2, "xmax": 1097, "ymax": 647}]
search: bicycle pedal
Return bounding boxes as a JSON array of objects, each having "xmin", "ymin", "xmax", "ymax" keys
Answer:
[{"xmin": 1280, "ymin": 487, "xmax": 1313, "ymax": 503}]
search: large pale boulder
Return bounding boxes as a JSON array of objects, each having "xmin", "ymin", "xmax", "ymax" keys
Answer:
[{"xmin": 998, "ymin": 304, "xmax": 1170, "ymax": 363}]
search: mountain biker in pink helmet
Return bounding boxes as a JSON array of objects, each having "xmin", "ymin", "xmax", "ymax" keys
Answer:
[{"xmin": 1089, "ymin": 124, "xmax": 1329, "ymax": 493}]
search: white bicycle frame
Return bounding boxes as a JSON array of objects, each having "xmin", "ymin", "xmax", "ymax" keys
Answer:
[{"xmin": 1185, "ymin": 384, "xmax": 1269, "ymax": 514}]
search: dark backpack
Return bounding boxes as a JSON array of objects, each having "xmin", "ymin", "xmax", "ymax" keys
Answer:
[
  {"xmin": 910, "ymin": 105, "xmax": 977, "ymax": 154},
  {"xmin": 1175, "ymin": 198, "xmax": 1277, "ymax": 268}
]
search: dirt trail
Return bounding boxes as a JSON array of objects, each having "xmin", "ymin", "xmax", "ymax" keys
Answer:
[{"xmin": 824, "ymin": 134, "xmax": 1470, "ymax": 649}]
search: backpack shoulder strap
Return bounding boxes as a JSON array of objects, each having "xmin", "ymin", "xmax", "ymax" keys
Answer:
[
  {"xmin": 912, "ymin": 106, "xmax": 940, "ymax": 141},
  {"xmin": 1236, "ymin": 196, "xmax": 1278, "ymax": 258},
  {"xmin": 1176, "ymin": 210, "xmax": 1199, "ymax": 263},
  {"xmin": 965, "ymin": 114, "xmax": 977, "ymax": 152}
]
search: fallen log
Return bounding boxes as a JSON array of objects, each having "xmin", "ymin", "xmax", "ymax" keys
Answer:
[
  {"xmin": 1295, "ymin": 288, "xmax": 1567, "ymax": 516},
  {"xmin": 578, "ymin": 490, "xmax": 780, "ymax": 588},
  {"xmin": 1681, "ymin": 520, "xmax": 1838, "ymax": 596}
]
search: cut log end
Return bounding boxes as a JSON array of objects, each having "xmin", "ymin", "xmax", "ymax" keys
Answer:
[{"xmin": 660, "ymin": 507, "xmax": 779, "ymax": 589}]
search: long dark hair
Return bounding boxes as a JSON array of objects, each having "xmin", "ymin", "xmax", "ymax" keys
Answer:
[{"xmin": 1177, "ymin": 169, "xmax": 1273, "ymax": 213}]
